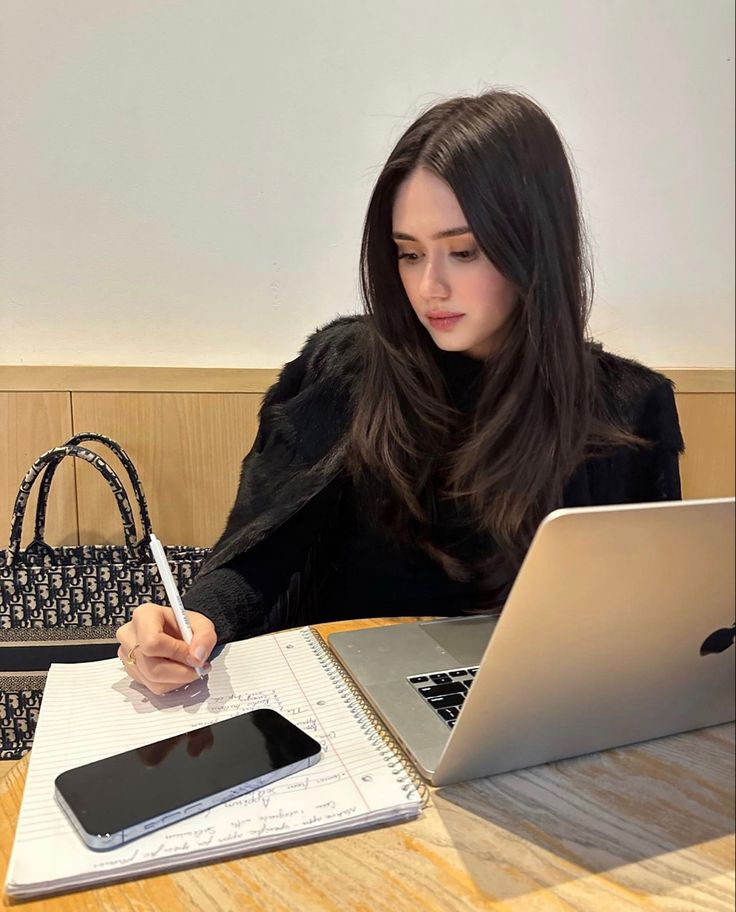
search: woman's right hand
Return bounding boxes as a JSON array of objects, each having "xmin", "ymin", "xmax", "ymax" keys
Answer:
[{"xmin": 115, "ymin": 603, "xmax": 217, "ymax": 695}]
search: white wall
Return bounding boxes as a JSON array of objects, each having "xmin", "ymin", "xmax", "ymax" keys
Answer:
[{"xmin": 1, "ymin": 0, "xmax": 733, "ymax": 369}]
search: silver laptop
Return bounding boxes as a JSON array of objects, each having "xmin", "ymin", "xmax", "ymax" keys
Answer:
[{"xmin": 328, "ymin": 498, "xmax": 735, "ymax": 786}]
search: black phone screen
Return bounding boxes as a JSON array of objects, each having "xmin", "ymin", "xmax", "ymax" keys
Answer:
[{"xmin": 55, "ymin": 708, "xmax": 321, "ymax": 843}]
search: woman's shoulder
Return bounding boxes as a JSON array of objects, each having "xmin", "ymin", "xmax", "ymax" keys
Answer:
[
  {"xmin": 272, "ymin": 314, "xmax": 367, "ymax": 400},
  {"xmin": 302, "ymin": 314, "xmax": 368, "ymax": 374},
  {"xmin": 589, "ymin": 342, "xmax": 683, "ymax": 448},
  {"xmin": 590, "ymin": 341, "xmax": 671, "ymax": 399},
  {"xmin": 254, "ymin": 316, "xmax": 367, "ymax": 421}
]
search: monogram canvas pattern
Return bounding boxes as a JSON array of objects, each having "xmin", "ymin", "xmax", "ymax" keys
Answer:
[
  {"xmin": 0, "ymin": 680, "xmax": 44, "ymax": 758},
  {"xmin": 0, "ymin": 548, "xmax": 205, "ymax": 629},
  {"xmin": 0, "ymin": 434, "xmax": 210, "ymax": 759}
]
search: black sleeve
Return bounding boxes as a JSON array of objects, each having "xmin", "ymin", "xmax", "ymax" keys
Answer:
[
  {"xmin": 634, "ymin": 379, "xmax": 685, "ymax": 501},
  {"xmin": 182, "ymin": 479, "xmax": 342, "ymax": 642}
]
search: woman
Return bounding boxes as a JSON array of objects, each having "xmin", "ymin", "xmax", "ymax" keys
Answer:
[{"xmin": 117, "ymin": 90, "xmax": 683, "ymax": 694}]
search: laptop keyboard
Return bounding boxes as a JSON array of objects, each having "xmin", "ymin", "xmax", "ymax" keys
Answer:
[{"xmin": 407, "ymin": 666, "xmax": 479, "ymax": 728}]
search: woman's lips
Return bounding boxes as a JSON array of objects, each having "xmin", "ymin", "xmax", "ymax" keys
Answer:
[{"xmin": 427, "ymin": 313, "xmax": 464, "ymax": 331}]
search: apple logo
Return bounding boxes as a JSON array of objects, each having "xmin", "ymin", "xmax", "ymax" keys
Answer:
[{"xmin": 700, "ymin": 624, "xmax": 735, "ymax": 656}]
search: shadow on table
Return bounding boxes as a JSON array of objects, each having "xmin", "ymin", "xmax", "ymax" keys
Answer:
[{"xmin": 432, "ymin": 724, "xmax": 735, "ymax": 903}]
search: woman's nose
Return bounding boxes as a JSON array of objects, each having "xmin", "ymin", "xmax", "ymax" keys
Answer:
[{"xmin": 419, "ymin": 259, "xmax": 450, "ymax": 299}]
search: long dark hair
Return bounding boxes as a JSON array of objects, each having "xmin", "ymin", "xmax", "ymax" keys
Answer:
[{"xmin": 347, "ymin": 90, "xmax": 637, "ymax": 603}]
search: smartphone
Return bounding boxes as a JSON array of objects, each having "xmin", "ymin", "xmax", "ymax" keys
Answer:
[{"xmin": 54, "ymin": 708, "xmax": 322, "ymax": 850}]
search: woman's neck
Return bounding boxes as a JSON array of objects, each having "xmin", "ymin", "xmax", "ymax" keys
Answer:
[{"xmin": 431, "ymin": 346, "xmax": 485, "ymax": 411}]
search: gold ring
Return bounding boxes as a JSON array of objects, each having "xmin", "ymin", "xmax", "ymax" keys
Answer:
[{"xmin": 125, "ymin": 644, "xmax": 141, "ymax": 666}]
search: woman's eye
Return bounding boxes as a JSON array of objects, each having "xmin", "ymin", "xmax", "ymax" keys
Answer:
[{"xmin": 397, "ymin": 248, "xmax": 478, "ymax": 262}]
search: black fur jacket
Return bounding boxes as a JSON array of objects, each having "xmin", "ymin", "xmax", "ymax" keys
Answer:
[{"xmin": 184, "ymin": 315, "xmax": 684, "ymax": 636}]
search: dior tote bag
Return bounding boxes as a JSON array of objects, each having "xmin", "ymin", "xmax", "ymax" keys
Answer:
[{"xmin": 0, "ymin": 433, "xmax": 209, "ymax": 759}]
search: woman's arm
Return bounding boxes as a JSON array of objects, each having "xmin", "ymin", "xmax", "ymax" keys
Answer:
[
  {"xmin": 195, "ymin": 317, "xmax": 360, "ymax": 576},
  {"xmin": 181, "ymin": 322, "xmax": 358, "ymax": 639},
  {"xmin": 116, "ymin": 317, "xmax": 361, "ymax": 693},
  {"xmin": 182, "ymin": 477, "xmax": 343, "ymax": 642},
  {"xmin": 634, "ymin": 379, "xmax": 685, "ymax": 501}
]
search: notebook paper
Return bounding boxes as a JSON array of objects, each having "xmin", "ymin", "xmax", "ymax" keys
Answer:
[{"xmin": 5, "ymin": 627, "xmax": 423, "ymax": 899}]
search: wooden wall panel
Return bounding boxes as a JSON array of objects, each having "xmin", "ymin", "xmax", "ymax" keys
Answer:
[
  {"xmin": 0, "ymin": 392, "xmax": 76, "ymax": 551},
  {"xmin": 675, "ymin": 393, "xmax": 735, "ymax": 499},
  {"xmin": 0, "ymin": 366, "xmax": 280, "ymax": 393},
  {"xmin": 70, "ymin": 393, "xmax": 263, "ymax": 548}
]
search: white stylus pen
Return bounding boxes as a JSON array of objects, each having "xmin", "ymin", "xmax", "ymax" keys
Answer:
[{"xmin": 149, "ymin": 533, "xmax": 206, "ymax": 678}]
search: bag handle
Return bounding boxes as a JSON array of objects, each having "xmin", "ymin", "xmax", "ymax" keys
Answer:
[
  {"xmin": 32, "ymin": 433, "xmax": 153, "ymax": 543},
  {"xmin": 5, "ymin": 444, "xmax": 139, "ymax": 568}
]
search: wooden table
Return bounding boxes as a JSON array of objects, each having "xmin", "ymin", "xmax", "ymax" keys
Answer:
[{"xmin": 1, "ymin": 618, "xmax": 734, "ymax": 911}]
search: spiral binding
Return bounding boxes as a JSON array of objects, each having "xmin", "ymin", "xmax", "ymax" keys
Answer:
[{"xmin": 302, "ymin": 626, "xmax": 429, "ymax": 808}]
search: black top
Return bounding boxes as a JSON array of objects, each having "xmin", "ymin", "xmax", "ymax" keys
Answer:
[
  {"xmin": 185, "ymin": 350, "xmax": 491, "ymax": 637},
  {"xmin": 321, "ymin": 349, "xmax": 491, "ymax": 619},
  {"xmin": 182, "ymin": 335, "xmax": 684, "ymax": 643}
]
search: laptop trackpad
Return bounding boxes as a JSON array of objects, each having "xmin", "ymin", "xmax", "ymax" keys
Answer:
[{"xmin": 418, "ymin": 615, "xmax": 497, "ymax": 666}]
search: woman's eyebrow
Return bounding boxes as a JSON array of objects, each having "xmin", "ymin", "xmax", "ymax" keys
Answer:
[{"xmin": 392, "ymin": 226, "xmax": 472, "ymax": 241}]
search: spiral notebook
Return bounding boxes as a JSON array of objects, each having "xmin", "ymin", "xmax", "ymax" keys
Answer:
[{"xmin": 4, "ymin": 627, "xmax": 426, "ymax": 899}]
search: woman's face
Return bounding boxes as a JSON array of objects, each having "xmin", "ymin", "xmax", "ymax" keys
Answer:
[{"xmin": 392, "ymin": 167, "xmax": 517, "ymax": 360}]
